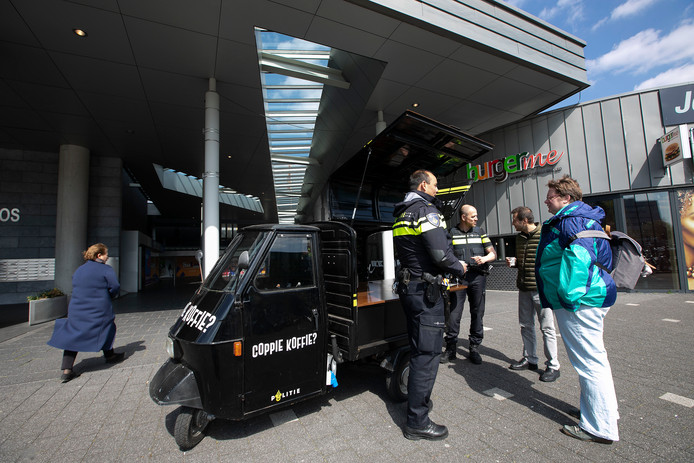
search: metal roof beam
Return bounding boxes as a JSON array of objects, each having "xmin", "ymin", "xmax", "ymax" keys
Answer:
[{"xmin": 259, "ymin": 52, "xmax": 350, "ymax": 89}]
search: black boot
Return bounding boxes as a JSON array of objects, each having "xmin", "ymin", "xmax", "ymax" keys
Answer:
[
  {"xmin": 469, "ymin": 344, "xmax": 482, "ymax": 364},
  {"xmin": 440, "ymin": 343, "xmax": 456, "ymax": 364}
]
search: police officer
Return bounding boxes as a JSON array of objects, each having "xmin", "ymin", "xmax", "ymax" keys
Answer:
[
  {"xmin": 393, "ymin": 169, "xmax": 467, "ymax": 441},
  {"xmin": 442, "ymin": 205, "xmax": 496, "ymax": 365}
]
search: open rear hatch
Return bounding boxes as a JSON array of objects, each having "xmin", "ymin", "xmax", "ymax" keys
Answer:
[{"xmin": 328, "ymin": 111, "xmax": 493, "ymax": 225}]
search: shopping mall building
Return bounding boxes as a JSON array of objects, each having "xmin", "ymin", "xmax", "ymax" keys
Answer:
[
  {"xmin": 0, "ymin": 0, "xmax": 692, "ymax": 305},
  {"xmin": 469, "ymin": 82, "xmax": 694, "ymax": 292}
]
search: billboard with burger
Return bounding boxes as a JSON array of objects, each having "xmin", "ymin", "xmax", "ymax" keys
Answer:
[{"xmin": 659, "ymin": 125, "xmax": 692, "ymax": 168}]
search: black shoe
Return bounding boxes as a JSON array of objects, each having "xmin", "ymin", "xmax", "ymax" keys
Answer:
[
  {"xmin": 439, "ymin": 350, "xmax": 456, "ymax": 364},
  {"xmin": 540, "ymin": 368, "xmax": 560, "ymax": 382},
  {"xmin": 403, "ymin": 421, "xmax": 449, "ymax": 441},
  {"xmin": 105, "ymin": 352, "xmax": 126, "ymax": 364},
  {"xmin": 567, "ymin": 407, "xmax": 581, "ymax": 420},
  {"xmin": 561, "ymin": 425, "xmax": 612, "ymax": 444},
  {"xmin": 469, "ymin": 349, "xmax": 482, "ymax": 365},
  {"xmin": 60, "ymin": 370, "xmax": 80, "ymax": 383},
  {"xmin": 509, "ymin": 358, "xmax": 538, "ymax": 370}
]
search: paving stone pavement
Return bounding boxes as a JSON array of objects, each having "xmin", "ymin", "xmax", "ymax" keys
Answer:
[{"xmin": 0, "ymin": 287, "xmax": 693, "ymax": 462}]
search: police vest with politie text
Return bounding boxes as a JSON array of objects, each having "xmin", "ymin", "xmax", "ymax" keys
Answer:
[{"xmin": 450, "ymin": 226, "xmax": 493, "ymax": 275}]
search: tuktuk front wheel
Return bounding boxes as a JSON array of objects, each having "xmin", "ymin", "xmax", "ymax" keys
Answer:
[
  {"xmin": 385, "ymin": 351, "xmax": 410, "ymax": 402},
  {"xmin": 174, "ymin": 406, "xmax": 211, "ymax": 450}
]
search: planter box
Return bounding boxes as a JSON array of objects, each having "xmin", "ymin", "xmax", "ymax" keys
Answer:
[{"xmin": 28, "ymin": 295, "xmax": 68, "ymax": 326}]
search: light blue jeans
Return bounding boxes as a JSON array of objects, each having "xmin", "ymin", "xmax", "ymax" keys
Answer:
[
  {"xmin": 518, "ymin": 291, "xmax": 559, "ymax": 370},
  {"xmin": 554, "ymin": 305, "xmax": 620, "ymax": 441}
]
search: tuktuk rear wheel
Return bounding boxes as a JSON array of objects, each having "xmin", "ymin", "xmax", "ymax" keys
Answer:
[
  {"xmin": 174, "ymin": 406, "xmax": 210, "ymax": 450},
  {"xmin": 385, "ymin": 351, "xmax": 410, "ymax": 402}
]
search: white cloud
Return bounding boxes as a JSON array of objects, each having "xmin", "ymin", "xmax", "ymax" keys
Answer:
[
  {"xmin": 591, "ymin": 18, "xmax": 608, "ymax": 32},
  {"xmin": 611, "ymin": 0, "xmax": 659, "ymax": 19},
  {"xmin": 634, "ymin": 63, "xmax": 694, "ymax": 90},
  {"xmin": 587, "ymin": 20, "xmax": 694, "ymax": 76},
  {"xmin": 592, "ymin": 0, "xmax": 659, "ymax": 31},
  {"xmin": 539, "ymin": 0, "xmax": 584, "ymax": 26}
]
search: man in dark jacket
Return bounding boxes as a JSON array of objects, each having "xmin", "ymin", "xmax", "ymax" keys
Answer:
[
  {"xmin": 507, "ymin": 206, "xmax": 560, "ymax": 382},
  {"xmin": 392, "ymin": 169, "xmax": 467, "ymax": 441},
  {"xmin": 442, "ymin": 204, "xmax": 495, "ymax": 364}
]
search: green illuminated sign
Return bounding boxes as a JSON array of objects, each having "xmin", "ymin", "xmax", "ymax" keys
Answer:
[{"xmin": 466, "ymin": 150, "xmax": 563, "ymax": 183}]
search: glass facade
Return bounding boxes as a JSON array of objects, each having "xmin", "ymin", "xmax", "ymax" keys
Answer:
[
  {"xmin": 493, "ymin": 190, "xmax": 688, "ymax": 292},
  {"xmin": 623, "ymin": 192, "xmax": 679, "ymax": 290}
]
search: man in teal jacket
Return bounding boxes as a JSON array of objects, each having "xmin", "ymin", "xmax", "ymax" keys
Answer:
[{"xmin": 535, "ymin": 175, "xmax": 619, "ymax": 444}]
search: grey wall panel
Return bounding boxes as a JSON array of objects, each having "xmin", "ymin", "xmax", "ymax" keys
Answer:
[
  {"xmin": 467, "ymin": 182, "xmax": 485, "ymax": 232},
  {"xmin": 640, "ymin": 91, "xmax": 669, "ymax": 187},
  {"xmin": 531, "ymin": 116, "xmax": 554, "ymax": 222},
  {"xmin": 547, "ymin": 111, "xmax": 570, "ymax": 180},
  {"xmin": 535, "ymin": 166, "xmax": 556, "ymax": 223},
  {"xmin": 516, "ymin": 122, "xmax": 542, "ymax": 221},
  {"xmin": 487, "ymin": 130, "xmax": 508, "ymax": 235},
  {"xmin": 494, "ymin": 184, "xmax": 510, "ymax": 235},
  {"xmin": 666, "ymin": 126, "xmax": 692, "ymax": 185},
  {"xmin": 601, "ymin": 99, "xmax": 630, "ymax": 192},
  {"xmin": 532, "ymin": 116, "xmax": 551, "ymax": 156},
  {"xmin": 583, "ymin": 103, "xmax": 610, "ymax": 193},
  {"xmin": 472, "ymin": 147, "xmax": 496, "ymax": 234},
  {"xmin": 563, "ymin": 108, "xmax": 590, "ymax": 190},
  {"xmin": 620, "ymin": 95, "xmax": 651, "ymax": 189},
  {"xmin": 482, "ymin": 176, "xmax": 499, "ymax": 235},
  {"xmin": 504, "ymin": 126, "xmax": 524, "ymax": 234}
]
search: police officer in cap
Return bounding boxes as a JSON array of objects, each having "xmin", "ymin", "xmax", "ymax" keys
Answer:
[{"xmin": 393, "ymin": 169, "xmax": 467, "ymax": 440}]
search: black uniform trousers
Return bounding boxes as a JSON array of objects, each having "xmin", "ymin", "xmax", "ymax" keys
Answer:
[
  {"xmin": 445, "ymin": 272, "xmax": 487, "ymax": 347},
  {"xmin": 399, "ymin": 281, "xmax": 445, "ymax": 429}
]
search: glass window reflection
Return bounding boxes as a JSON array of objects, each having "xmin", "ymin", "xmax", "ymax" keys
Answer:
[{"xmin": 624, "ymin": 192, "xmax": 679, "ymax": 290}]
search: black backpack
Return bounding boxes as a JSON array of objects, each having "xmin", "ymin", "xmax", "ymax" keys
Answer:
[{"xmin": 568, "ymin": 229, "xmax": 653, "ymax": 290}]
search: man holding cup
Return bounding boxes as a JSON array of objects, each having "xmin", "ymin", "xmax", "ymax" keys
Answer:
[{"xmin": 507, "ymin": 206, "xmax": 560, "ymax": 382}]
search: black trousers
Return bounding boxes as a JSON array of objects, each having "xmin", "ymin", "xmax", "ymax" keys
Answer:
[
  {"xmin": 444, "ymin": 272, "xmax": 487, "ymax": 347},
  {"xmin": 399, "ymin": 281, "xmax": 445, "ymax": 429},
  {"xmin": 61, "ymin": 348, "xmax": 115, "ymax": 370}
]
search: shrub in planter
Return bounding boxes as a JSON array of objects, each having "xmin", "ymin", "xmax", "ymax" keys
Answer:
[
  {"xmin": 27, "ymin": 288, "xmax": 65, "ymax": 301},
  {"xmin": 28, "ymin": 288, "xmax": 67, "ymax": 326}
]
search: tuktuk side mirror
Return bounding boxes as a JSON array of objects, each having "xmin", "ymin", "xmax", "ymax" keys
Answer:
[
  {"xmin": 237, "ymin": 250, "xmax": 250, "ymax": 271},
  {"xmin": 195, "ymin": 250, "xmax": 204, "ymax": 282}
]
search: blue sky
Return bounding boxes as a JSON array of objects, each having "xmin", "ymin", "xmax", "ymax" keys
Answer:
[{"xmin": 505, "ymin": 0, "xmax": 694, "ymax": 107}]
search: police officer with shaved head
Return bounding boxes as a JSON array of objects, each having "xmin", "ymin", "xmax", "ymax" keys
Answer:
[
  {"xmin": 393, "ymin": 169, "xmax": 467, "ymax": 441},
  {"xmin": 442, "ymin": 204, "xmax": 496, "ymax": 365}
]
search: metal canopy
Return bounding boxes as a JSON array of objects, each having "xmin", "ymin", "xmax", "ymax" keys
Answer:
[{"xmin": 0, "ymin": 0, "xmax": 588, "ymax": 228}]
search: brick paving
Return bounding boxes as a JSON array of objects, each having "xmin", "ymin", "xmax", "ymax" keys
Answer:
[{"xmin": 0, "ymin": 287, "xmax": 693, "ymax": 462}]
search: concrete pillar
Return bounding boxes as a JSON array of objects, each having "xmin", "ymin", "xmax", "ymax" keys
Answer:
[
  {"xmin": 202, "ymin": 78, "xmax": 220, "ymax": 277},
  {"xmin": 55, "ymin": 144, "xmax": 90, "ymax": 294},
  {"xmin": 376, "ymin": 110, "xmax": 386, "ymax": 134}
]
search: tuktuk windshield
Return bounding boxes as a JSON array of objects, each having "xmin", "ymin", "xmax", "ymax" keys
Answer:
[{"xmin": 203, "ymin": 230, "xmax": 270, "ymax": 292}]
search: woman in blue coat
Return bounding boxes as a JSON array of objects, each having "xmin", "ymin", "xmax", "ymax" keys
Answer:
[{"xmin": 48, "ymin": 243, "xmax": 125, "ymax": 382}]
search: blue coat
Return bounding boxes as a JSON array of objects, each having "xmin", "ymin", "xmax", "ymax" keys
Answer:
[
  {"xmin": 535, "ymin": 201, "xmax": 617, "ymax": 311},
  {"xmin": 48, "ymin": 260, "xmax": 120, "ymax": 352}
]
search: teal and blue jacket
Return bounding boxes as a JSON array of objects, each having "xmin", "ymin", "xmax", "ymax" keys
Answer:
[{"xmin": 536, "ymin": 201, "xmax": 616, "ymax": 311}]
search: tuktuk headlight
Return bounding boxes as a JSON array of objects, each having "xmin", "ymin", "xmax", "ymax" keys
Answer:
[
  {"xmin": 165, "ymin": 336, "xmax": 176, "ymax": 359},
  {"xmin": 166, "ymin": 336, "xmax": 182, "ymax": 361}
]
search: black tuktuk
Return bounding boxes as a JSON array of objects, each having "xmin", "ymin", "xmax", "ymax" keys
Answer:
[{"xmin": 149, "ymin": 112, "xmax": 492, "ymax": 449}]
